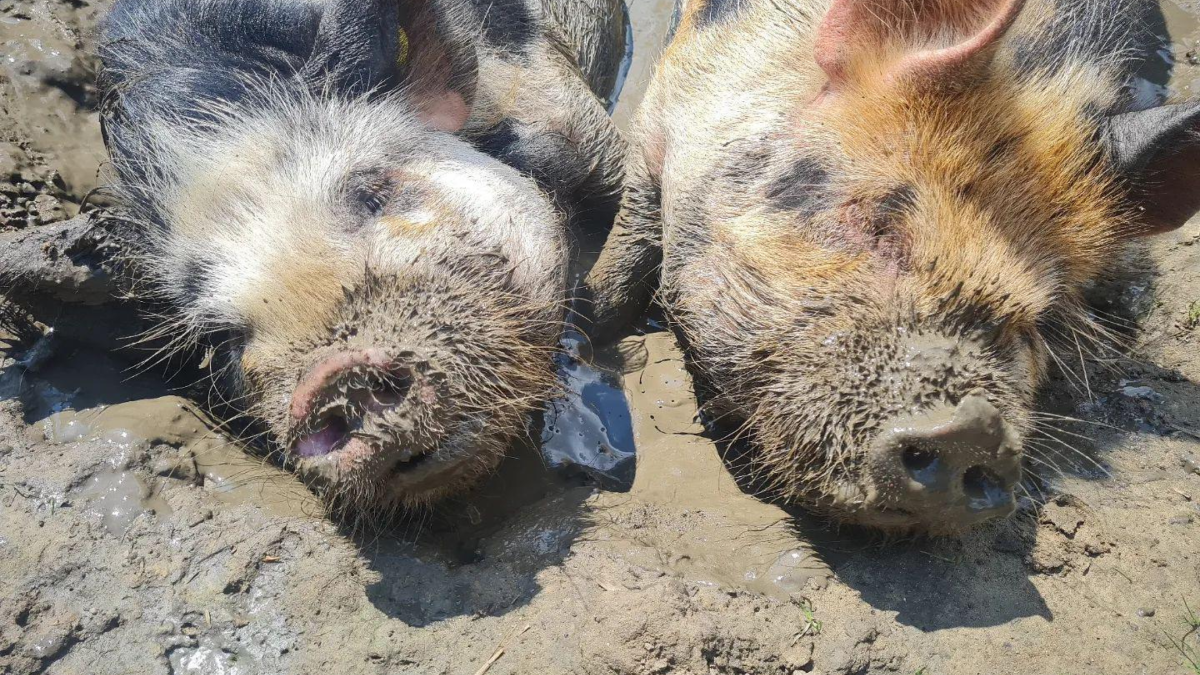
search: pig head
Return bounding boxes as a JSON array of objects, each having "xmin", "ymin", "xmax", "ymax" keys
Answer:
[
  {"xmin": 93, "ymin": 0, "xmax": 626, "ymax": 513},
  {"xmin": 585, "ymin": 0, "xmax": 1200, "ymax": 531}
]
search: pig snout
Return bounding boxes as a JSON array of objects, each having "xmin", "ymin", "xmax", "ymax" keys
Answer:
[
  {"xmin": 869, "ymin": 394, "xmax": 1021, "ymax": 529},
  {"xmin": 289, "ymin": 349, "xmax": 446, "ymax": 473}
]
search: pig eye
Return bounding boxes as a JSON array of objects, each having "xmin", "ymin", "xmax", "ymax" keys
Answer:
[
  {"xmin": 348, "ymin": 172, "xmax": 394, "ymax": 218},
  {"xmin": 354, "ymin": 185, "xmax": 389, "ymax": 217}
]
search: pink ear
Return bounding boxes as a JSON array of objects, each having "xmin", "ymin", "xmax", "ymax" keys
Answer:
[
  {"xmin": 816, "ymin": 0, "xmax": 1026, "ymax": 88},
  {"xmin": 400, "ymin": 3, "xmax": 477, "ymax": 133},
  {"xmin": 418, "ymin": 91, "xmax": 470, "ymax": 132}
]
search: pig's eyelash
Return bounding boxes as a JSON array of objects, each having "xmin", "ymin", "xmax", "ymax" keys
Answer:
[{"xmin": 346, "ymin": 171, "xmax": 394, "ymax": 218}]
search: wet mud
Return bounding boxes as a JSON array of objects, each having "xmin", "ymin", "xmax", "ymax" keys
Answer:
[{"xmin": 3, "ymin": 0, "xmax": 1200, "ymax": 674}]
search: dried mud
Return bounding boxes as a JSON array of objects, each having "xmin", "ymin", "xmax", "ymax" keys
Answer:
[{"xmin": 2, "ymin": 1, "xmax": 1200, "ymax": 674}]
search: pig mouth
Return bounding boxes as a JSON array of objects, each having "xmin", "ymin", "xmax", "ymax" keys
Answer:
[
  {"xmin": 291, "ymin": 411, "xmax": 444, "ymax": 479},
  {"xmin": 293, "ymin": 418, "xmax": 434, "ymax": 474},
  {"xmin": 286, "ymin": 356, "xmax": 472, "ymax": 490},
  {"xmin": 289, "ymin": 412, "xmax": 481, "ymax": 499}
]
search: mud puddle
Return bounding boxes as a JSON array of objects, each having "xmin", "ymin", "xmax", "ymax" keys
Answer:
[
  {"xmin": 2, "ymin": 0, "xmax": 1189, "ymax": 611},
  {"xmin": 586, "ymin": 331, "xmax": 836, "ymax": 599},
  {"xmin": 22, "ymin": 350, "xmax": 322, "ymax": 522},
  {"xmin": 8, "ymin": 298, "xmax": 830, "ymax": 614},
  {"xmin": 1164, "ymin": 0, "xmax": 1200, "ymax": 96}
]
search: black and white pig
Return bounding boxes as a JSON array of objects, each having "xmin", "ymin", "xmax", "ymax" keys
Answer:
[{"xmin": 96, "ymin": 0, "xmax": 627, "ymax": 511}]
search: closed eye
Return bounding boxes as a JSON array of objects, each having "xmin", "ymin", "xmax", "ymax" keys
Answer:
[
  {"xmin": 354, "ymin": 182, "xmax": 389, "ymax": 217},
  {"xmin": 346, "ymin": 170, "xmax": 394, "ymax": 221}
]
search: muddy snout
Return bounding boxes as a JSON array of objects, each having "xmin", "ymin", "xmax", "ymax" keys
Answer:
[
  {"xmin": 868, "ymin": 394, "xmax": 1021, "ymax": 529},
  {"xmin": 289, "ymin": 349, "xmax": 447, "ymax": 470}
]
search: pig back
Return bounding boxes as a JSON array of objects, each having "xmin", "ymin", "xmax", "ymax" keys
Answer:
[{"xmin": 1006, "ymin": 0, "xmax": 1169, "ymax": 109}]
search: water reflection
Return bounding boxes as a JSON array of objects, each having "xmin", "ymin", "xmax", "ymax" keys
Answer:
[{"xmin": 540, "ymin": 329, "xmax": 637, "ymax": 489}]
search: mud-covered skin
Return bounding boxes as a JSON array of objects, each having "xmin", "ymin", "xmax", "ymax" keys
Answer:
[
  {"xmin": 586, "ymin": 0, "xmax": 1200, "ymax": 531},
  {"xmin": 94, "ymin": 0, "xmax": 626, "ymax": 513},
  {"xmin": 247, "ymin": 268, "xmax": 559, "ymax": 509}
]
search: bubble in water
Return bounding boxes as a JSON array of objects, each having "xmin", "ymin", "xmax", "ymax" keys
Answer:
[
  {"xmin": 204, "ymin": 472, "xmax": 238, "ymax": 495},
  {"xmin": 764, "ymin": 549, "xmax": 825, "ymax": 595},
  {"xmin": 78, "ymin": 469, "xmax": 150, "ymax": 535},
  {"xmin": 99, "ymin": 428, "xmax": 148, "ymax": 465},
  {"xmin": 171, "ymin": 640, "xmax": 256, "ymax": 675}
]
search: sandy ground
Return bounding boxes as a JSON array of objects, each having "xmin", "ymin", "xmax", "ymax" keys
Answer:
[{"xmin": 2, "ymin": 1, "xmax": 1200, "ymax": 674}]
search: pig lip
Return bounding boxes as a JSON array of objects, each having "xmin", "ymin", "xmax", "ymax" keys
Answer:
[{"xmin": 289, "ymin": 424, "xmax": 468, "ymax": 490}]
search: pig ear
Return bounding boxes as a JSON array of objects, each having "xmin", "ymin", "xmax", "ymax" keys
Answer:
[
  {"xmin": 1104, "ymin": 102, "xmax": 1200, "ymax": 236},
  {"xmin": 302, "ymin": 0, "xmax": 477, "ymax": 132},
  {"xmin": 396, "ymin": 1, "xmax": 479, "ymax": 132},
  {"xmin": 816, "ymin": 0, "xmax": 1026, "ymax": 88}
]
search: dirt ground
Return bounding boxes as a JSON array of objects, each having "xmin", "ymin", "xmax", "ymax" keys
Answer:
[{"xmin": 2, "ymin": 1, "xmax": 1200, "ymax": 674}]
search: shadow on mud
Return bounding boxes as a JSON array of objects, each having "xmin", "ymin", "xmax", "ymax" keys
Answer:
[
  {"xmin": 0, "ymin": 337, "xmax": 181, "ymax": 421},
  {"xmin": 358, "ymin": 324, "xmax": 640, "ymax": 626},
  {"xmin": 357, "ymin": 440, "xmax": 596, "ymax": 627},
  {"xmin": 2, "ymin": 293, "xmax": 640, "ymax": 629},
  {"xmin": 708, "ymin": 427, "xmax": 1054, "ymax": 629},
  {"xmin": 797, "ymin": 512, "xmax": 1053, "ymax": 630}
]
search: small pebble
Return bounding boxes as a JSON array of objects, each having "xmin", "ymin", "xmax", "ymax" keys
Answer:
[
  {"xmin": 1120, "ymin": 385, "xmax": 1163, "ymax": 402},
  {"xmin": 1137, "ymin": 608, "xmax": 1156, "ymax": 618},
  {"xmin": 1181, "ymin": 454, "xmax": 1200, "ymax": 476}
]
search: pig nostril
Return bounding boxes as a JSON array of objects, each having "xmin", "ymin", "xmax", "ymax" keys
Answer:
[
  {"xmin": 327, "ymin": 414, "xmax": 349, "ymax": 436},
  {"xmin": 294, "ymin": 415, "xmax": 350, "ymax": 458},
  {"xmin": 962, "ymin": 465, "xmax": 1005, "ymax": 503},
  {"xmin": 901, "ymin": 445, "xmax": 937, "ymax": 472},
  {"xmin": 347, "ymin": 368, "xmax": 413, "ymax": 411}
]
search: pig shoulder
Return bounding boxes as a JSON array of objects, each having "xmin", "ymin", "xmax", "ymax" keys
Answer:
[{"xmin": 457, "ymin": 0, "xmax": 629, "ymax": 236}]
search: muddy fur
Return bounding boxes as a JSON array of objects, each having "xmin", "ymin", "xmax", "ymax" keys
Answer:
[
  {"xmin": 100, "ymin": 81, "xmax": 570, "ymax": 512},
  {"xmin": 94, "ymin": 0, "xmax": 624, "ymax": 513},
  {"xmin": 586, "ymin": 0, "xmax": 1193, "ymax": 531},
  {"xmin": 242, "ymin": 265, "xmax": 561, "ymax": 515}
]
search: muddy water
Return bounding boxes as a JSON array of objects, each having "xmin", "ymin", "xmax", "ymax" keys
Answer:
[
  {"xmin": 613, "ymin": 0, "xmax": 677, "ymax": 129},
  {"xmin": 590, "ymin": 332, "xmax": 834, "ymax": 598},
  {"xmin": 1163, "ymin": 0, "xmax": 1200, "ymax": 95},
  {"xmin": 25, "ymin": 351, "xmax": 322, "ymax": 527}
]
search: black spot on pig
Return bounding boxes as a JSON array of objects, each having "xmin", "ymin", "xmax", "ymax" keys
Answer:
[
  {"xmin": 300, "ymin": 0, "xmax": 405, "ymax": 96},
  {"xmin": 985, "ymin": 136, "xmax": 1020, "ymax": 164},
  {"xmin": 465, "ymin": 0, "xmax": 537, "ymax": 54},
  {"xmin": 1009, "ymin": 0, "xmax": 1168, "ymax": 92},
  {"xmin": 101, "ymin": 0, "xmax": 322, "ymax": 90},
  {"xmin": 766, "ymin": 157, "xmax": 832, "ymax": 215},
  {"xmin": 867, "ymin": 184, "xmax": 916, "ymax": 232},
  {"xmin": 695, "ymin": 0, "xmax": 748, "ymax": 26},
  {"xmin": 878, "ymin": 184, "xmax": 916, "ymax": 217},
  {"xmin": 474, "ymin": 119, "xmax": 521, "ymax": 157},
  {"xmin": 179, "ymin": 257, "xmax": 207, "ymax": 306},
  {"xmin": 474, "ymin": 120, "xmax": 589, "ymax": 200}
]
